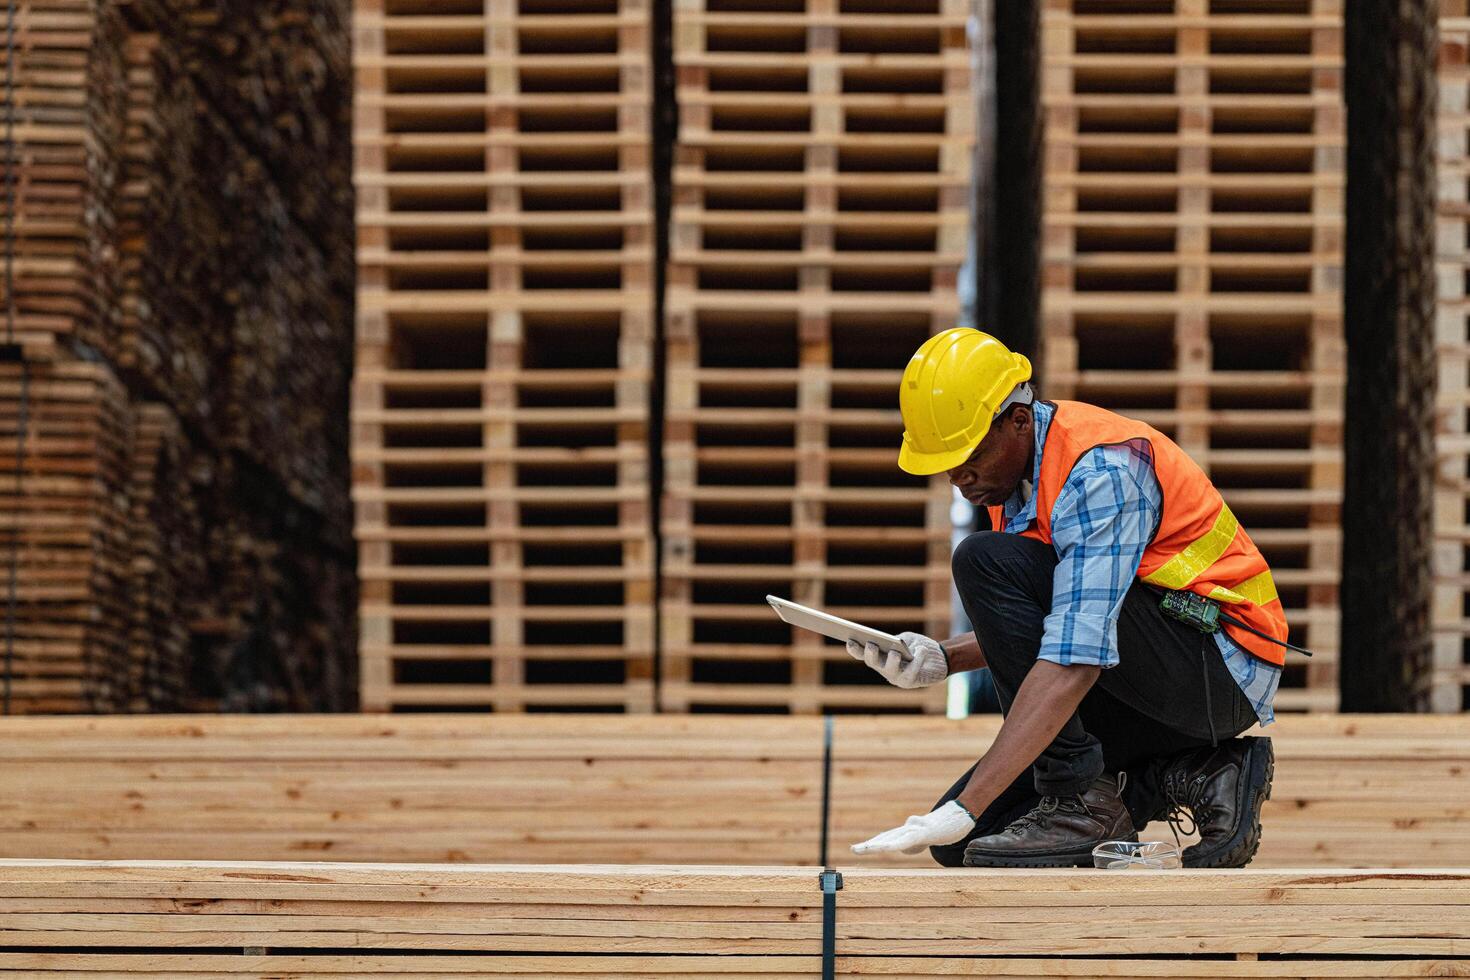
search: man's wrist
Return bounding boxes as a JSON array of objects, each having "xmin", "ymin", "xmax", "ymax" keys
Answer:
[{"xmin": 941, "ymin": 632, "xmax": 984, "ymax": 672}]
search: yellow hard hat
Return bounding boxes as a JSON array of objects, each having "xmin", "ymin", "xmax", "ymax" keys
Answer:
[{"xmin": 898, "ymin": 328, "xmax": 1032, "ymax": 476}]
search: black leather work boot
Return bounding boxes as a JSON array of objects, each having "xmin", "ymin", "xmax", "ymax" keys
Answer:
[
  {"xmin": 1160, "ymin": 735, "xmax": 1274, "ymax": 869},
  {"xmin": 962, "ymin": 773, "xmax": 1135, "ymax": 868}
]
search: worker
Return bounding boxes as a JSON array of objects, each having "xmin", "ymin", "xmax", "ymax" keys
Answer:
[{"xmin": 849, "ymin": 328, "xmax": 1286, "ymax": 868}]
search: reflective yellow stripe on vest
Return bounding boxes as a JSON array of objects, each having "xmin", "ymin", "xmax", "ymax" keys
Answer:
[
  {"xmin": 1141, "ymin": 501, "xmax": 1239, "ymax": 591},
  {"xmin": 1231, "ymin": 568, "xmax": 1278, "ymax": 606}
]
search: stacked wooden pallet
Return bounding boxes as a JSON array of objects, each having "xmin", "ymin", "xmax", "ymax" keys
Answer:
[
  {"xmin": 352, "ymin": 0, "xmax": 657, "ymax": 713},
  {"xmin": 1038, "ymin": 0, "xmax": 1345, "ymax": 712},
  {"xmin": 3, "ymin": 714, "xmax": 1463, "ymax": 868},
  {"xmin": 1435, "ymin": 5, "xmax": 1470, "ymax": 712},
  {"xmin": 0, "ymin": 860, "xmax": 1464, "ymax": 977},
  {"xmin": 660, "ymin": 1, "xmax": 973, "ymax": 714}
]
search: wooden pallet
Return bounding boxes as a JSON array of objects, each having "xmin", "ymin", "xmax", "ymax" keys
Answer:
[
  {"xmin": 660, "ymin": 1, "xmax": 973, "ymax": 714},
  {"xmin": 2, "ymin": 713, "xmax": 1462, "ymax": 869},
  {"xmin": 352, "ymin": 0, "xmax": 657, "ymax": 712},
  {"xmin": 0, "ymin": 360, "xmax": 132, "ymax": 713},
  {"xmin": 1434, "ymin": 8, "xmax": 1470, "ymax": 713},
  {"xmin": 0, "ymin": 860, "xmax": 1464, "ymax": 976},
  {"xmin": 1039, "ymin": 1, "xmax": 1345, "ymax": 712}
]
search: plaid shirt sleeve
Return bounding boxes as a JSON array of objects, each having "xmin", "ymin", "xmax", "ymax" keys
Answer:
[{"xmin": 1037, "ymin": 440, "xmax": 1162, "ymax": 669}]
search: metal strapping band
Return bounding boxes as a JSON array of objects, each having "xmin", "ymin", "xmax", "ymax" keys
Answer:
[
  {"xmin": 819, "ymin": 718, "xmax": 841, "ymax": 979},
  {"xmin": 1142, "ymin": 501, "xmax": 1239, "ymax": 591},
  {"xmin": 819, "ymin": 715, "xmax": 832, "ymax": 867},
  {"xmin": 820, "ymin": 869, "xmax": 843, "ymax": 980}
]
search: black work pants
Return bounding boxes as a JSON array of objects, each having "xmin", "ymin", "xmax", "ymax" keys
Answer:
[{"xmin": 928, "ymin": 530, "xmax": 1257, "ymax": 867}]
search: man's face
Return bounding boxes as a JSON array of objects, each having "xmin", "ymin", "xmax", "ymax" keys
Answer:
[{"xmin": 945, "ymin": 406, "xmax": 1034, "ymax": 508}]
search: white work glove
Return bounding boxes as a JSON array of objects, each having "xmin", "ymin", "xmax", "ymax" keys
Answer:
[
  {"xmin": 851, "ymin": 801, "xmax": 976, "ymax": 855},
  {"xmin": 845, "ymin": 632, "xmax": 949, "ymax": 689}
]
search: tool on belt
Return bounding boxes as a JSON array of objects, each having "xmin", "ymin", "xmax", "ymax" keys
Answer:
[{"xmin": 1159, "ymin": 589, "xmax": 1313, "ymax": 658}]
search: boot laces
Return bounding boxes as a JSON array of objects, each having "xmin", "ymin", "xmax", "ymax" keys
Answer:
[
  {"xmin": 1005, "ymin": 794, "xmax": 1090, "ymax": 836},
  {"xmin": 1163, "ymin": 764, "xmax": 1216, "ymax": 848}
]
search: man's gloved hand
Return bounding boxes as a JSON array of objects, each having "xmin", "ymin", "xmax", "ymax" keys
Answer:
[
  {"xmin": 844, "ymin": 632, "xmax": 949, "ymax": 689},
  {"xmin": 851, "ymin": 800, "xmax": 976, "ymax": 855}
]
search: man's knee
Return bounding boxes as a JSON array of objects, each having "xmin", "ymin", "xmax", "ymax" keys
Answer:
[
  {"xmin": 951, "ymin": 530, "xmax": 1014, "ymax": 581},
  {"xmin": 951, "ymin": 530, "xmax": 1052, "ymax": 591}
]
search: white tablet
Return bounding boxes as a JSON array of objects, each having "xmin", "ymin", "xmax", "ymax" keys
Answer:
[{"xmin": 765, "ymin": 595, "xmax": 911, "ymax": 659}]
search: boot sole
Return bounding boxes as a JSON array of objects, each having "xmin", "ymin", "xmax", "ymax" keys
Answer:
[
  {"xmin": 1184, "ymin": 736, "xmax": 1274, "ymax": 869},
  {"xmin": 963, "ymin": 834, "xmax": 1139, "ymax": 869}
]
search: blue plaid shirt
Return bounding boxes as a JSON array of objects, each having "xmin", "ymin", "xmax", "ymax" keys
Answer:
[{"xmin": 996, "ymin": 401, "xmax": 1278, "ymax": 726}]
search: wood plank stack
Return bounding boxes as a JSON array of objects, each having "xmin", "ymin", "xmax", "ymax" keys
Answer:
[
  {"xmin": 0, "ymin": 0, "xmax": 355, "ymax": 713},
  {"xmin": 352, "ymin": 0, "xmax": 657, "ymax": 713},
  {"xmin": 122, "ymin": 404, "xmax": 195, "ymax": 712},
  {"xmin": 1038, "ymin": 1, "xmax": 1346, "ymax": 712},
  {"xmin": 1, "ymin": 0, "xmax": 126, "ymax": 360},
  {"xmin": 2, "ymin": 714, "xmax": 1463, "ymax": 869},
  {"xmin": 659, "ymin": 0, "xmax": 972, "ymax": 714},
  {"xmin": 0, "ymin": 860, "xmax": 1464, "ymax": 977},
  {"xmin": 0, "ymin": 362, "xmax": 131, "ymax": 713},
  {"xmin": 1435, "ymin": 4, "xmax": 1470, "ymax": 713},
  {"xmin": 832, "ymin": 713, "xmax": 1470, "ymax": 869}
]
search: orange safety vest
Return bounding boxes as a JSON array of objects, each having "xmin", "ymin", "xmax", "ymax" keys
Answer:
[{"xmin": 987, "ymin": 400, "xmax": 1289, "ymax": 666}]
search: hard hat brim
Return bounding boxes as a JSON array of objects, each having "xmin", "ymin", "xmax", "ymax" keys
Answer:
[{"xmin": 897, "ymin": 428, "xmax": 986, "ymax": 477}]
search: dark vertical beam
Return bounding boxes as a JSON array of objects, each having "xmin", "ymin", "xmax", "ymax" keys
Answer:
[
  {"xmin": 650, "ymin": 0, "xmax": 674, "ymax": 713},
  {"xmin": 1342, "ymin": 0, "xmax": 1438, "ymax": 709},
  {"xmin": 988, "ymin": 0, "xmax": 1041, "ymax": 361}
]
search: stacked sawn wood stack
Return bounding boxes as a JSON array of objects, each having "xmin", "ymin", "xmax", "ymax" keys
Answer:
[
  {"xmin": 0, "ymin": 713, "xmax": 1464, "ymax": 867},
  {"xmin": 660, "ymin": 0, "xmax": 972, "ymax": 714},
  {"xmin": 1435, "ymin": 4, "xmax": 1470, "ymax": 712},
  {"xmin": 0, "ymin": 0, "xmax": 355, "ymax": 712},
  {"xmin": 1039, "ymin": 0, "xmax": 1345, "ymax": 712},
  {"xmin": 352, "ymin": 0, "xmax": 657, "ymax": 712},
  {"xmin": 0, "ymin": 861, "xmax": 1465, "ymax": 977}
]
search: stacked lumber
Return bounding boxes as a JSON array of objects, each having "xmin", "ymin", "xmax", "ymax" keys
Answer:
[
  {"xmin": 1, "ymin": 714, "xmax": 1464, "ymax": 869},
  {"xmin": 660, "ymin": 1, "xmax": 972, "ymax": 714},
  {"xmin": 352, "ymin": 0, "xmax": 656, "ymax": 712},
  {"xmin": 1038, "ymin": 1, "xmax": 1346, "ymax": 711},
  {"xmin": 0, "ymin": 715, "xmax": 824, "ymax": 865},
  {"xmin": 112, "ymin": 33, "xmax": 222, "ymax": 434},
  {"xmin": 0, "ymin": 361, "xmax": 131, "ymax": 714},
  {"xmin": 0, "ymin": 0, "xmax": 355, "ymax": 712},
  {"xmin": 122, "ymin": 403, "xmax": 195, "ymax": 712},
  {"xmin": 832, "ymin": 714, "xmax": 1470, "ymax": 869},
  {"xmin": 0, "ymin": 0, "xmax": 127, "ymax": 360},
  {"xmin": 184, "ymin": 454, "xmax": 356, "ymax": 712},
  {"xmin": 1435, "ymin": 5, "xmax": 1470, "ymax": 712},
  {"xmin": 0, "ymin": 860, "xmax": 1464, "ymax": 977}
]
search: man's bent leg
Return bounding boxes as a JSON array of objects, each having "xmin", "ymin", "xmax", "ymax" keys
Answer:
[
  {"xmin": 951, "ymin": 531, "xmax": 1104, "ymax": 796},
  {"xmin": 1083, "ymin": 580, "xmax": 1273, "ymax": 867},
  {"xmin": 1088, "ymin": 579, "xmax": 1260, "ymax": 824}
]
